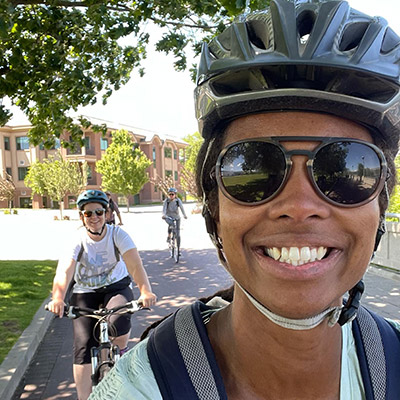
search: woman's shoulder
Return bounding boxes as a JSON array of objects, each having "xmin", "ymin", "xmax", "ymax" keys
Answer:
[
  {"xmin": 89, "ymin": 339, "xmax": 161, "ymax": 400},
  {"xmin": 387, "ymin": 318, "xmax": 400, "ymax": 332}
]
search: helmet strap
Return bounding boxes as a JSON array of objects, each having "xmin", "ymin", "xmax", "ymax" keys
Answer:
[
  {"xmin": 235, "ymin": 280, "xmax": 343, "ymax": 330},
  {"xmin": 85, "ymin": 223, "xmax": 106, "ymax": 236}
]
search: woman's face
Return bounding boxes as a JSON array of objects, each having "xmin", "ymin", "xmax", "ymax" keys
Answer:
[
  {"xmin": 81, "ymin": 202, "xmax": 106, "ymax": 233},
  {"xmin": 217, "ymin": 112, "xmax": 381, "ymax": 319}
]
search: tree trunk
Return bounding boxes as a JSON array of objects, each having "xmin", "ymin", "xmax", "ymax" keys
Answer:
[
  {"xmin": 125, "ymin": 196, "xmax": 130, "ymax": 212},
  {"xmin": 59, "ymin": 201, "xmax": 64, "ymax": 219}
]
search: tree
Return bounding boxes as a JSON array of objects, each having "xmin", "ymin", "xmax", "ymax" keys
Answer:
[
  {"xmin": 0, "ymin": 172, "xmax": 16, "ymax": 211},
  {"xmin": 150, "ymin": 174, "xmax": 176, "ymax": 198},
  {"xmin": 96, "ymin": 129, "xmax": 152, "ymax": 211},
  {"xmin": 181, "ymin": 131, "xmax": 203, "ymax": 201},
  {"xmin": 24, "ymin": 151, "xmax": 87, "ymax": 218},
  {"xmin": 1, "ymin": 0, "xmax": 270, "ymax": 149},
  {"xmin": 388, "ymin": 154, "xmax": 400, "ymax": 214}
]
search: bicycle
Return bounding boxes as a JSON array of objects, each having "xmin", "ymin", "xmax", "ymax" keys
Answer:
[
  {"xmin": 46, "ymin": 300, "xmax": 144, "ymax": 387},
  {"xmin": 165, "ymin": 216, "xmax": 180, "ymax": 263}
]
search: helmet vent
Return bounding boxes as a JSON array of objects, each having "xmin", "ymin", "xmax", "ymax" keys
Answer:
[
  {"xmin": 297, "ymin": 10, "xmax": 316, "ymax": 45},
  {"xmin": 339, "ymin": 22, "xmax": 369, "ymax": 52},
  {"xmin": 381, "ymin": 27, "xmax": 400, "ymax": 54},
  {"xmin": 246, "ymin": 19, "xmax": 271, "ymax": 51}
]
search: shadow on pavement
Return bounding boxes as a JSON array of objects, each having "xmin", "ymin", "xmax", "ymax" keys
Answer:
[{"xmin": 12, "ymin": 248, "xmax": 231, "ymax": 400}]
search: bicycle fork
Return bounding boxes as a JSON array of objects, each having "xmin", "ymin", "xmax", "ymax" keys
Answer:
[{"xmin": 90, "ymin": 320, "xmax": 120, "ymax": 386}]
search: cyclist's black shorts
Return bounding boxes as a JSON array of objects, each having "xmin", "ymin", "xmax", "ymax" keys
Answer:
[{"xmin": 71, "ymin": 285, "xmax": 134, "ymax": 364}]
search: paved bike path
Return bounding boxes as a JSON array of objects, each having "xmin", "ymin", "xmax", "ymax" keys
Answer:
[{"xmin": 11, "ymin": 251, "xmax": 400, "ymax": 399}]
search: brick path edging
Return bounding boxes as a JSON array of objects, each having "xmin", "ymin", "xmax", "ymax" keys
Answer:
[{"xmin": 0, "ymin": 296, "xmax": 54, "ymax": 400}]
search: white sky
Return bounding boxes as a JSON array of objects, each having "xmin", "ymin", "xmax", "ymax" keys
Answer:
[{"xmin": 5, "ymin": 0, "xmax": 400, "ymax": 140}]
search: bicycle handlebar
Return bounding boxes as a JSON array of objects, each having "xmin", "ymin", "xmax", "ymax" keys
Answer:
[{"xmin": 45, "ymin": 300, "xmax": 145, "ymax": 319}]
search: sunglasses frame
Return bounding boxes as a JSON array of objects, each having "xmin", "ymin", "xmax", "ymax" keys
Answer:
[
  {"xmin": 81, "ymin": 208, "xmax": 106, "ymax": 218},
  {"xmin": 216, "ymin": 136, "xmax": 388, "ymax": 208}
]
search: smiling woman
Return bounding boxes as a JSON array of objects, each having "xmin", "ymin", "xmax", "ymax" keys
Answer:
[{"xmin": 88, "ymin": 1, "xmax": 400, "ymax": 399}]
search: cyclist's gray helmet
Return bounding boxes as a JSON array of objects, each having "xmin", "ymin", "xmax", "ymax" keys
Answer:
[
  {"xmin": 77, "ymin": 190, "xmax": 109, "ymax": 210},
  {"xmin": 195, "ymin": 0, "xmax": 400, "ymax": 156}
]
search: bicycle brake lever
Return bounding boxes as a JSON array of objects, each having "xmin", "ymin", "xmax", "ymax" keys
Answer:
[{"xmin": 67, "ymin": 306, "xmax": 79, "ymax": 319}]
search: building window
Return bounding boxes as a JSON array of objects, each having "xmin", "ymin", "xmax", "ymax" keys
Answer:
[
  {"xmin": 174, "ymin": 149, "xmax": 177, "ymax": 160},
  {"xmin": 164, "ymin": 147, "xmax": 172, "ymax": 158},
  {"xmin": 179, "ymin": 148, "xmax": 186, "ymax": 163},
  {"xmin": 84, "ymin": 137, "xmax": 90, "ymax": 149},
  {"xmin": 20, "ymin": 197, "xmax": 32, "ymax": 208},
  {"xmin": 87, "ymin": 165, "xmax": 93, "ymax": 180},
  {"xmin": 39, "ymin": 138, "xmax": 60, "ymax": 150},
  {"xmin": 16, "ymin": 136, "xmax": 29, "ymax": 150},
  {"xmin": 18, "ymin": 167, "xmax": 29, "ymax": 181},
  {"xmin": 4, "ymin": 137, "xmax": 10, "ymax": 150},
  {"xmin": 6, "ymin": 167, "xmax": 12, "ymax": 177},
  {"xmin": 175, "ymin": 171, "xmax": 178, "ymax": 181},
  {"xmin": 101, "ymin": 138, "xmax": 108, "ymax": 150},
  {"xmin": 153, "ymin": 146, "xmax": 156, "ymax": 167},
  {"xmin": 165, "ymin": 170, "xmax": 172, "ymax": 178}
]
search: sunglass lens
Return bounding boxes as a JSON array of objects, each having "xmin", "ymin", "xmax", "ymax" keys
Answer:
[
  {"xmin": 313, "ymin": 142, "xmax": 382, "ymax": 205},
  {"xmin": 83, "ymin": 209, "xmax": 104, "ymax": 217},
  {"xmin": 220, "ymin": 142, "xmax": 286, "ymax": 203}
]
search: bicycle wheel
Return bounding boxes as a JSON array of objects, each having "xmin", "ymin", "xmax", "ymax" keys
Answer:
[
  {"xmin": 169, "ymin": 236, "xmax": 174, "ymax": 258},
  {"xmin": 173, "ymin": 235, "xmax": 179, "ymax": 263},
  {"xmin": 99, "ymin": 347, "xmax": 113, "ymax": 381}
]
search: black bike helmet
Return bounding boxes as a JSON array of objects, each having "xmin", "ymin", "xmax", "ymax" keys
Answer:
[
  {"xmin": 195, "ymin": 0, "xmax": 400, "ymax": 156},
  {"xmin": 77, "ymin": 190, "xmax": 109, "ymax": 210}
]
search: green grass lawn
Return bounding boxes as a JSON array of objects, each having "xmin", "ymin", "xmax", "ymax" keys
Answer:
[{"xmin": 0, "ymin": 260, "xmax": 57, "ymax": 364}]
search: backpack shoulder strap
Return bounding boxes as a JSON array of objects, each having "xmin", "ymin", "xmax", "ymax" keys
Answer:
[
  {"xmin": 352, "ymin": 305, "xmax": 400, "ymax": 400},
  {"xmin": 76, "ymin": 243, "xmax": 84, "ymax": 262},
  {"xmin": 112, "ymin": 225, "xmax": 120, "ymax": 262},
  {"xmin": 147, "ymin": 301, "xmax": 227, "ymax": 400}
]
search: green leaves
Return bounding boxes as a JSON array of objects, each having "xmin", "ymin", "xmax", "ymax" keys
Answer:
[
  {"xmin": 1, "ymin": 0, "xmax": 270, "ymax": 148},
  {"xmin": 96, "ymin": 129, "xmax": 152, "ymax": 198},
  {"xmin": 388, "ymin": 154, "xmax": 400, "ymax": 214},
  {"xmin": 24, "ymin": 151, "xmax": 87, "ymax": 216}
]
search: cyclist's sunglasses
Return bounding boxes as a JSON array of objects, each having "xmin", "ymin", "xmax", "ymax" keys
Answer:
[
  {"xmin": 82, "ymin": 208, "xmax": 106, "ymax": 218},
  {"xmin": 168, "ymin": 192, "xmax": 176, "ymax": 196},
  {"xmin": 215, "ymin": 137, "xmax": 388, "ymax": 207}
]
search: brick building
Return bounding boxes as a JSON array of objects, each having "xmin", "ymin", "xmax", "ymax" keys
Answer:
[{"xmin": 0, "ymin": 123, "xmax": 188, "ymax": 209}]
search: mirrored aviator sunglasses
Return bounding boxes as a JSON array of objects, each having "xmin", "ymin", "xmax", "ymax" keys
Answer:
[
  {"xmin": 82, "ymin": 208, "xmax": 106, "ymax": 218},
  {"xmin": 215, "ymin": 137, "xmax": 388, "ymax": 207}
]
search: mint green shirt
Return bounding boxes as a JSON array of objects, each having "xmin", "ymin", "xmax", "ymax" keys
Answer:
[{"xmin": 89, "ymin": 319, "xmax": 400, "ymax": 400}]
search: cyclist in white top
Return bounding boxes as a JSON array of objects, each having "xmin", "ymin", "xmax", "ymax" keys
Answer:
[{"xmin": 47, "ymin": 189, "xmax": 157, "ymax": 400}]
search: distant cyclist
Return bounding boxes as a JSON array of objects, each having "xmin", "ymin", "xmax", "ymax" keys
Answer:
[{"xmin": 162, "ymin": 188, "xmax": 187, "ymax": 244}]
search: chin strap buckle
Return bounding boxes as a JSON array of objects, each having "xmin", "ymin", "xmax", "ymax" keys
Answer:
[{"xmin": 338, "ymin": 280, "xmax": 365, "ymax": 326}]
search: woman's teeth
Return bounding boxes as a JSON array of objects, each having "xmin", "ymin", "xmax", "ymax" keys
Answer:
[{"xmin": 264, "ymin": 246, "xmax": 328, "ymax": 266}]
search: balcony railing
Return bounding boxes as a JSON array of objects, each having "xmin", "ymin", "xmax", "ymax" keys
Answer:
[{"xmin": 66, "ymin": 147, "xmax": 96, "ymax": 156}]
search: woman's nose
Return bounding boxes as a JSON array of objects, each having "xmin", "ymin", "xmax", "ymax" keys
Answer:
[{"xmin": 267, "ymin": 157, "xmax": 331, "ymax": 222}]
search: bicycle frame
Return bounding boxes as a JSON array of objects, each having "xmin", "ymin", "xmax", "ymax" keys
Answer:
[
  {"xmin": 47, "ymin": 300, "xmax": 143, "ymax": 387},
  {"xmin": 166, "ymin": 217, "xmax": 180, "ymax": 263}
]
